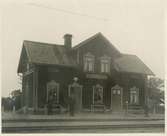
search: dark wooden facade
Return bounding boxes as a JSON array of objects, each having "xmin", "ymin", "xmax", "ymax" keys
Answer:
[{"xmin": 18, "ymin": 33, "xmax": 154, "ymax": 113}]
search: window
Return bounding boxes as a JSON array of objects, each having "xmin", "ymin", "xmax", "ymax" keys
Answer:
[
  {"xmin": 100, "ymin": 55, "xmax": 110, "ymax": 73},
  {"xmin": 93, "ymin": 84, "xmax": 103, "ymax": 104},
  {"xmin": 130, "ymin": 86, "xmax": 139, "ymax": 104},
  {"xmin": 113, "ymin": 89, "xmax": 121, "ymax": 95},
  {"xmin": 84, "ymin": 52, "xmax": 95, "ymax": 72},
  {"xmin": 47, "ymin": 80, "xmax": 59, "ymax": 104},
  {"xmin": 26, "ymin": 63, "xmax": 29, "ymax": 71}
]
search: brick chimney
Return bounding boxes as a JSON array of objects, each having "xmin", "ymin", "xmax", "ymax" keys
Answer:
[{"xmin": 64, "ymin": 34, "xmax": 72, "ymax": 49}]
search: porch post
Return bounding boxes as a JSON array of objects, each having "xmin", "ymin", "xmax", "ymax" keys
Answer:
[
  {"xmin": 21, "ymin": 76, "xmax": 25, "ymax": 108},
  {"xmin": 24, "ymin": 75, "xmax": 29, "ymax": 114},
  {"xmin": 33, "ymin": 70, "xmax": 36, "ymax": 110},
  {"xmin": 143, "ymin": 75, "xmax": 148, "ymax": 106},
  {"xmin": 25, "ymin": 76, "xmax": 29, "ymax": 108},
  {"xmin": 34, "ymin": 66, "xmax": 39, "ymax": 111}
]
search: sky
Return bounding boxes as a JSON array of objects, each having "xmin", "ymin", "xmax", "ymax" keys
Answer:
[{"xmin": 1, "ymin": 0, "xmax": 165, "ymax": 97}]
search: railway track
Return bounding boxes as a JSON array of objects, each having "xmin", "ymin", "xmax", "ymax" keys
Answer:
[{"xmin": 2, "ymin": 118, "xmax": 165, "ymax": 133}]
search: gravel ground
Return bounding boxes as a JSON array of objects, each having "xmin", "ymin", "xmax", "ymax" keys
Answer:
[{"xmin": 2, "ymin": 111, "xmax": 165, "ymax": 120}]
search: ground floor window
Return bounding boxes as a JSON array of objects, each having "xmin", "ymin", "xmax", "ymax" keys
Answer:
[
  {"xmin": 93, "ymin": 84, "xmax": 103, "ymax": 105},
  {"xmin": 47, "ymin": 80, "xmax": 59, "ymax": 104},
  {"xmin": 130, "ymin": 86, "xmax": 139, "ymax": 105}
]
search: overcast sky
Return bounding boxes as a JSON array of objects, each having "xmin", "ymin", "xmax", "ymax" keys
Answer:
[{"xmin": 1, "ymin": 0, "xmax": 164, "ymax": 97}]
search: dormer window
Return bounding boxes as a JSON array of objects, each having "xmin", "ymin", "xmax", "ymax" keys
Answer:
[
  {"xmin": 100, "ymin": 55, "xmax": 110, "ymax": 73},
  {"xmin": 84, "ymin": 52, "xmax": 95, "ymax": 72}
]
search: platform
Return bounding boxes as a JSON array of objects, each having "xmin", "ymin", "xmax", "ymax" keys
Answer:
[{"xmin": 2, "ymin": 112, "xmax": 165, "ymax": 133}]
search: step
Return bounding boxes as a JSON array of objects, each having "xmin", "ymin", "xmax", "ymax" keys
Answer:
[
  {"xmin": 128, "ymin": 109, "xmax": 145, "ymax": 114},
  {"xmin": 128, "ymin": 105, "xmax": 143, "ymax": 109}
]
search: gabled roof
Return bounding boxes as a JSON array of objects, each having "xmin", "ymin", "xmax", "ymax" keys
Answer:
[
  {"xmin": 22, "ymin": 40, "xmax": 76, "ymax": 66},
  {"xmin": 114, "ymin": 54, "xmax": 154, "ymax": 75},
  {"xmin": 18, "ymin": 33, "xmax": 155, "ymax": 76},
  {"xmin": 73, "ymin": 32, "xmax": 121, "ymax": 54}
]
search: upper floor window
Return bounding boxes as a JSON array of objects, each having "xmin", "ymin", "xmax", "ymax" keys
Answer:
[
  {"xmin": 100, "ymin": 55, "xmax": 110, "ymax": 73},
  {"xmin": 26, "ymin": 63, "xmax": 29, "ymax": 71},
  {"xmin": 84, "ymin": 52, "xmax": 95, "ymax": 72}
]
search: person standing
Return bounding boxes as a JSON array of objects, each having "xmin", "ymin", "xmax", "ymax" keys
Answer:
[
  {"xmin": 69, "ymin": 94, "xmax": 75, "ymax": 116},
  {"xmin": 144, "ymin": 104, "xmax": 149, "ymax": 117},
  {"xmin": 47, "ymin": 94, "xmax": 53, "ymax": 115}
]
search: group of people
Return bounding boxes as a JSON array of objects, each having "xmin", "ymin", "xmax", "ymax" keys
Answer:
[
  {"xmin": 47, "ymin": 93, "xmax": 76, "ymax": 116},
  {"xmin": 2, "ymin": 96, "xmax": 21, "ymax": 112}
]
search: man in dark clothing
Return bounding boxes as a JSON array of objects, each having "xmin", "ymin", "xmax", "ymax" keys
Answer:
[
  {"xmin": 47, "ymin": 95, "xmax": 53, "ymax": 115},
  {"xmin": 144, "ymin": 104, "xmax": 149, "ymax": 117},
  {"xmin": 69, "ymin": 94, "xmax": 75, "ymax": 116}
]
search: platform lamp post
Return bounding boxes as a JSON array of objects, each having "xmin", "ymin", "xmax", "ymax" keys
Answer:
[{"xmin": 125, "ymin": 101, "xmax": 129, "ymax": 115}]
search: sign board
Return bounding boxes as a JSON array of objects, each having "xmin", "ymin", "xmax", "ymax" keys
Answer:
[
  {"xmin": 48, "ymin": 68, "xmax": 59, "ymax": 73},
  {"xmin": 86, "ymin": 74, "xmax": 107, "ymax": 80}
]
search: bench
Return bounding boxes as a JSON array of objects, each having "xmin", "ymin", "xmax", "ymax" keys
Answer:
[{"xmin": 91, "ymin": 104, "xmax": 106, "ymax": 112}]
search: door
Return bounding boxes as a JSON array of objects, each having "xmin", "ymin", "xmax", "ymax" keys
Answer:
[
  {"xmin": 111, "ymin": 85, "xmax": 123, "ymax": 111},
  {"xmin": 69, "ymin": 83, "xmax": 82, "ymax": 112}
]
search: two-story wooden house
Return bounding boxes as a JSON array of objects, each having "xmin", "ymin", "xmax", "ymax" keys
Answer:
[{"xmin": 17, "ymin": 33, "xmax": 154, "ymax": 114}]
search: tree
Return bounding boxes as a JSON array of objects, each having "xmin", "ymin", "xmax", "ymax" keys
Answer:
[
  {"xmin": 147, "ymin": 77, "xmax": 164, "ymax": 113},
  {"xmin": 147, "ymin": 77, "xmax": 164, "ymax": 89}
]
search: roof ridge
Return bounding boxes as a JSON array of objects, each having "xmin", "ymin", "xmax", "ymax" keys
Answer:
[
  {"xmin": 72, "ymin": 32, "xmax": 121, "ymax": 55},
  {"xmin": 73, "ymin": 32, "xmax": 102, "ymax": 49},
  {"xmin": 121, "ymin": 53, "xmax": 137, "ymax": 56},
  {"xmin": 23, "ymin": 40, "xmax": 64, "ymax": 47}
]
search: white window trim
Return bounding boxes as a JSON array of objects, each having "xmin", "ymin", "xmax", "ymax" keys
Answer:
[
  {"xmin": 93, "ymin": 84, "xmax": 103, "ymax": 105},
  {"xmin": 130, "ymin": 86, "xmax": 139, "ymax": 105},
  {"xmin": 100, "ymin": 55, "xmax": 111, "ymax": 73},
  {"xmin": 83, "ymin": 52, "xmax": 95, "ymax": 72},
  {"xmin": 26, "ymin": 63, "xmax": 30, "ymax": 71},
  {"xmin": 46, "ymin": 80, "xmax": 59, "ymax": 103}
]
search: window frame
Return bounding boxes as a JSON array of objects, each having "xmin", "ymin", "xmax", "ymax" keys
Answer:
[
  {"xmin": 100, "ymin": 55, "xmax": 111, "ymax": 73},
  {"xmin": 26, "ymin": 63, "xmax": 30, "ymax": 71},
  {"xmin": 46, "ymin": 80, "xmax": 60, "ymax": 104},
  {"xmin": 129, "ymin": 86, "xmax": 139, "ymax": 105},
  {"xmin": 93, "ymin": 84, "xmax": 103, "ymax": 105},
  {"xmin": 83, "ymin": 52, "xmax": 95, "ymax": 72}
]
